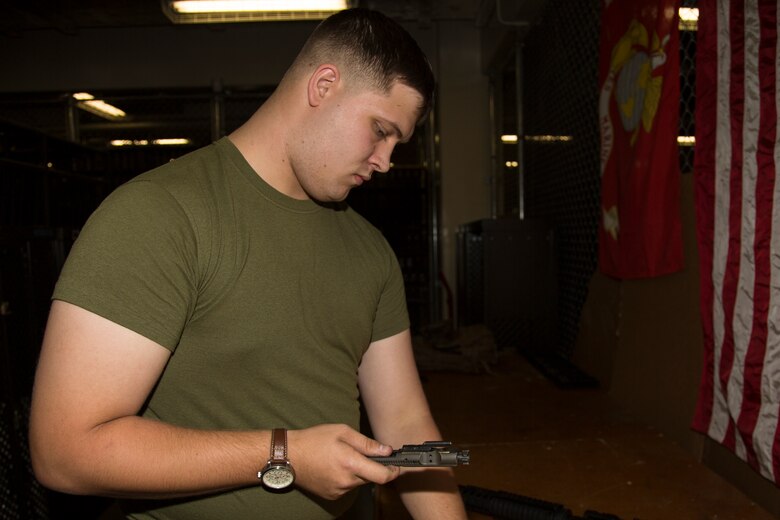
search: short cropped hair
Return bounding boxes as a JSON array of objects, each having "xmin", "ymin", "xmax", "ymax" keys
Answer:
[{"xmin": 292, "ymin": 8, "xmax": 435, "ymax": 122}]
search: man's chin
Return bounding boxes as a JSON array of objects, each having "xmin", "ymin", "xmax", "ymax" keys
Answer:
[{"xmin": 307, "ymin": 188, "xmax": 352, "ymax": 204}]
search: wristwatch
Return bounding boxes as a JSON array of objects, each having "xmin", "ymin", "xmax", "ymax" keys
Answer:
[{"xmin": 259, "ymin": 428, "xmax": 296, "ymax": 490}]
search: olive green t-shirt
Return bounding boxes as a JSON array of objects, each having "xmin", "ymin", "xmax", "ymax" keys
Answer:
[{"xmin": 53, "ymin": 137, "xmax": 410, "ymax": 519}]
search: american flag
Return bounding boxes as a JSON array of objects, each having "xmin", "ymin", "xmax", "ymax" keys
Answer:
[{"xmin": 693, "ymin": 0, "xmax": 780, "ymax": 483}]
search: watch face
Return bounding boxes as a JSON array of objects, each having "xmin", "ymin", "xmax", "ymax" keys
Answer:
[{"xmin": 262, "ymin": 465, "xmax": 295, "ymax": 490}]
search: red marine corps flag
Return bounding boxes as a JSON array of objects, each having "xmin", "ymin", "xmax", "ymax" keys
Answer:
[
  {"xmin": 693, "ymin": 0, "xmax": 780, "ymax": 485},
  {"xmin": 598, "ymin": 0, "xmax": 684, "ymax": 278}
]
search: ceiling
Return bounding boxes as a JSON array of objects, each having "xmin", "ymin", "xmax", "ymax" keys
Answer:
[
  {"xmin": 0, "ymin": 0, "xmax": 545, "ymax": 35},
  {"xmin": 0, "ymin": 0, "xmax": 545, "ymax": 155},
  {"xmin": 0, "ymin": 0, "xmax": 169, "ymax": 36}
]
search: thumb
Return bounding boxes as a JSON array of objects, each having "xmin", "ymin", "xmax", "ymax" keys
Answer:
[{"xmin": 359, "ymin": 435, "xmax": 394, "ymax": 456}]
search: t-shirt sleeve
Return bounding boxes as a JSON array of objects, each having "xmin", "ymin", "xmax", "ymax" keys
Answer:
[
  {"xmin": 53, "ymin": 180, "xmax": 198, "ymax": 351},
  {"xmin": 369, "ymin": 238, "xmax": 410, "ymax": 343}
]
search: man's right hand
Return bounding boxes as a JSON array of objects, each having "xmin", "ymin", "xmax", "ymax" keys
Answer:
[{"xmin": 288, "ymin": 424, "xmax": 401, "ymax": 500}]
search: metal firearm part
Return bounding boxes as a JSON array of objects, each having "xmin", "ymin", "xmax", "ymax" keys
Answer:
[{"xmin": 369, "ymin": 441, "xmax": 470, "ymax": 467}]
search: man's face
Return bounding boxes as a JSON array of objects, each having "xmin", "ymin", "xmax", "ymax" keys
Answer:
[{"xmin": 288, "ymin": 80, "xmax": 423, "ymax": 202}]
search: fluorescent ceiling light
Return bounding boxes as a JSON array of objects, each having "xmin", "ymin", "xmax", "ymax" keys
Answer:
[
  {"xmin": 502, "ymin": 134, "xmax": 574, "ymax": 143},
  {"xmin": 171, "ymin": 1, "xmax": 348, "ymax": 13},
  {"xmin": 678, "ymin": 7, "xmax": 698, "ymax": 21},
  {"xmin": 73, "ymin": 92, "xmax": 126, "ymax": 120},
  {"xmin": 678, "ymin": 135, "xmax": 695, "ymax": 146},
  {"xmin": 525, "ymin": 135, "xmax": 573, "ymax": 142},
  {"xmin": 111, "ymin": 140, "xmax": 147, "ymax": 147},
  {"xmin": 163, "ymin": 0, "xmax": 351, "ymax": 23},
  {"xmin": 110, "ymin": 138, "xmax": 192, "ymax": 147},
  {"xmin": 679, "ymin": 7, "xmax": 698, "ymax": 31},
  {"xmin": 154, "ymin": 138, "xmax": 192, "ymax": 146}
]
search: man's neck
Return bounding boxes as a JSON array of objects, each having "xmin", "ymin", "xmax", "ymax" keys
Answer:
[{"xmin": 228, "ymin": 96, "xmax": 306, "ymax": 200}]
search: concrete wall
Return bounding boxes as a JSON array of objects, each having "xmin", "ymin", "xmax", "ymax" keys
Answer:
[
  {"xmin": 436, "ymin": 20, "xmax": 492, "ymax": 316},
  {"xmin": 1, "ymin": 24, "xmax": 312, "ymax": 92}
]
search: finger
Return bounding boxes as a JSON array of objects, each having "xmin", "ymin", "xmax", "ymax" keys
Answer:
[
  {"xmin": 334, "ymin": 435, "xmax": 400, "ymax": 485},
  {"xmin": 344, "ymin": 430, "xmax": 393, "ymax": 457},
  {"xmin": 359, "ymin": 459, "xmax": 401, "ymax": 485}
]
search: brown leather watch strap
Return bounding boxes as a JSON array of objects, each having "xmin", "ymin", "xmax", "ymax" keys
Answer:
[{"xmin": 270, "ymin": 428, "xmax": 288, "ymax": 462}]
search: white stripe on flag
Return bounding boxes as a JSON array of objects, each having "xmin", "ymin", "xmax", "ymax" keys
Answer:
[{"xmin": 728, "ymin": 0, "xmax": 761, "ymax": 442}]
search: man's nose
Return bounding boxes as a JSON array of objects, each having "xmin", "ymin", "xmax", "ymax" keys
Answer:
[{"xmin": 370, "ymin": 142, "xmax": 394, "ymax": 173}]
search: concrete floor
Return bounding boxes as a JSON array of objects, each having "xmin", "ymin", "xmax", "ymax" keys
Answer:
[{"xmin": 376, "ymin": 349, "xmax": 774, "ymax": 520}]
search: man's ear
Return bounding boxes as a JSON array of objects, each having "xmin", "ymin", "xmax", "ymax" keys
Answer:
[{"xmin": 307, "ymin": 64, "xmax": 339, "ymax": 107}]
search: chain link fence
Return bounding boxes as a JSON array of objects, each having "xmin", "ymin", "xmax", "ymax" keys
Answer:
[
  {"xmin": 680, "ymin": 0, "xmax": 697, "ymax": 174},
  {"xmin": 520, "ymin": 0, "xmax": 602, "ymax": 358},
  {"xmin": 517, "ymin": 0, "xmax": 697, "ymax": 359}
]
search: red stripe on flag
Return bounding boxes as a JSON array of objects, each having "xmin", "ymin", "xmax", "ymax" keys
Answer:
[{"xmin": 692, "ymin": 0, "xmax": 718, "ymax": 433}]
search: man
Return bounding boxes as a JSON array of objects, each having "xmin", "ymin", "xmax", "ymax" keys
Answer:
[{"xmin": 28, "ymin": 7, "xmax": 468, "ymax": 520}]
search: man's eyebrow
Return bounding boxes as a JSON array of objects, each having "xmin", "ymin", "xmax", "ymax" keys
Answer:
[{"xmin": 387, "ymin": 121, "xmax": 412, "ymax": 143}]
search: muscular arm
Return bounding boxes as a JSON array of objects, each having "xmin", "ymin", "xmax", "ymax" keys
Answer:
[
  {"xmin": 29, "ymin": 300, "xmax": 398, "ymax": 499},
  {"xmin": 358, "ymin": 329, "xmax": 467, "ymax": 519}
]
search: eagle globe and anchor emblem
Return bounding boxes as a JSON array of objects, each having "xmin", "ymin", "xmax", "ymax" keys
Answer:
[{"xmin": 599, "ymin": 18, "xmax": 670, "ymax": 241}]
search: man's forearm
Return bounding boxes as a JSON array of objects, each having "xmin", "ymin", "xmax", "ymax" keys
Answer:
[
  {"xmin": 32, "ymin": 419, "xmax": 402, "ymax": 502},
  {"xmin": 32, "ymin": 415, "xmax": 268, "ymax": 499},
  {"xmin": 357, "ymin": 332, "xmax": 469, "ymax": 518},
  {"xmin": 395, "ymin": 467, "xmax": 468, "ymax": 520}
]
